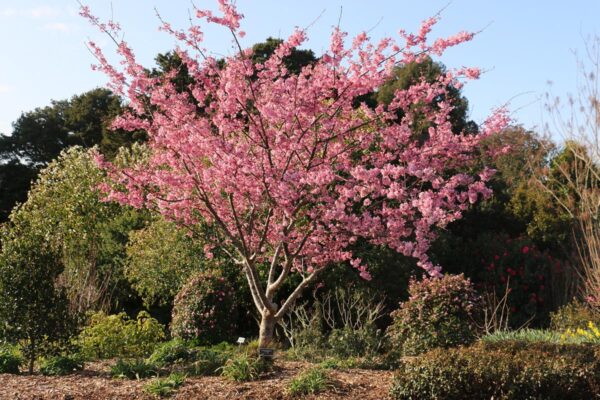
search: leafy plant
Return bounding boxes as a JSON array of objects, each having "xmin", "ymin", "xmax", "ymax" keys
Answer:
[
  {"xmin": 387, "ymin": 274, "xmax": 481, "ymax": 357},
  {"xmin": 147, "ymin": 339, "xmax": 196, "ymax": 368},
  {"xmin": 186, "ymin": 348, "xmax": 230, "ymax": 376},
  {"xmin": 39, "ymin": 355, "xmax": 83, "ymax": 376},
  {"xmin": 110, "ymin": 358, "xmax": 158, "ymax": 380},
  {"xmin": 144, "ymin": 372, "xmax": 186, "ymax": 397},
  {"xmin": 78, "ymin": 311, "xmax": 165, "ymax": 359},
  {"xmin": 0, "ymin": 346, "xmax": 21, "ymax": 374},
  {"xmin": 287, "ymin": 367, "xmax": 330, "ymax": 397},
  {"xmin": 550, "ymin": 300, "xmax": 600, "ymax": 330},
  {"xmin": 220, "ymin": 352, "xmax": 269, "ymax": 382}
]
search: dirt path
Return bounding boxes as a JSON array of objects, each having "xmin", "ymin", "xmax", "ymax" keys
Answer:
[{"xmin": 0, "ymin": 360, "xmax": 393, "ymax": 399}]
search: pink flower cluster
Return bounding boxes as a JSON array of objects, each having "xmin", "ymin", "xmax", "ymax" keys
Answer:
[{"xmin": 82, "ymin": 1, "xmax": 509, "ymax": 280}]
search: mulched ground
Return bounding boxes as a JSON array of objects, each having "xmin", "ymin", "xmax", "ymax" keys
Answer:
[{"xmin": 0, "ymin": 360, "xmax": 393, "ymax": 399}]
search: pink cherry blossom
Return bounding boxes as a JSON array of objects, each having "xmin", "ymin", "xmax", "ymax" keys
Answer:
[{"xmin": 80, "ymin": 1, "xmax": 509, "ymax": 346}]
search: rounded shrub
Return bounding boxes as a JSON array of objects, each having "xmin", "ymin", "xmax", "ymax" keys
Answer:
[
  {"xmin": 39, "ymin": 355, "xmax": 83, "ymax": 376},
  {"xmin": 78, "ymin": 311, "xmax": 165, "ymax": 359},
  {"xmin": 0, "ymin": 347, "xmax": 21, "ymax": 374},
  {"xmin": 171, "ymin": 270, "xmax": 238, "ymax": 344},
  {"xmin": 387, "ymin": 273, "xmax": 481, "ymax": 357}
]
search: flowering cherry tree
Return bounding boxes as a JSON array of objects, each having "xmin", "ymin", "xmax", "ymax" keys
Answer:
[{"xmin": 81, "ymin": 1, "xmax": 509, "ymax": 348}]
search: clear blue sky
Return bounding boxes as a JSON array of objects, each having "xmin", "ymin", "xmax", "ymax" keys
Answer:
[{"xmin": 1, "ymin": 1, "xmax": 599, "ymax": 136}]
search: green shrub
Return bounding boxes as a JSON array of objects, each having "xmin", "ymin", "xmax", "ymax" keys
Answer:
[
  {"xmin": 387, "ymin": 274, "xmax": 481, "ymax": 357},
  {"xmin": 171, "ymin": 270, "xmax": 238, "ymax": 344},
  {"xmin": 39, "ymin": 355, "xmax": 83, "ymax": 376},
  {"xmin": 327, "ymin": 326, "xmax": 385, "ymax": 359},
  {"xmin": 220, "ymin": 352, "xmax": 269, "ymax": 382},
  {"xmin": 147, "ymin": 340, "xmax": 195, "ymax": 368},
  {"xmin": 187, "ymin": 348, "xmax": 230, "ymax": 376},
  {"xmin": 550, "ymin": 300, "xmax": 600, "ymax": 330},
  {"xmin": 0, "ymin": 346, "xmax": 21, "ymax": 374},
  {"xmin": 144, "ymin": 372, "xmax": 186, "ymax": 397},
  {"xmin": 390, "ymin": 342, "xmax": 600, "ymax": 400},
  {"xmin": 78, "ymin": 311, "xmax": 165, "ymax": 359},
  {"xmin": 110, "ymin": 359, "xmax": 158, "ymax": 379},
  {"xmin": 287, "ymin": 367, "xmax": 330, "ymax": 397}
]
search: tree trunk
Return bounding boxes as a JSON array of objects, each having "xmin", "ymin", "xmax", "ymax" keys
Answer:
[
  {"xmin": 28, "ymin": 338, "xmax": 35, "ymax": 374},
  {"xmin": 258, "ymin": 311, "xmax": 276, "ymax": 351}
]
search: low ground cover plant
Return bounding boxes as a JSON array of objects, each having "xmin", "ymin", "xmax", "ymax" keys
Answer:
[
  {"xmin": 39, "ymin": 355, "xmax": 83, "ymax": 376},
  {"xmin": 110, "ymin": 358, "xmax": 158, "ymax": 380},
  {"xmin": 220, "ymin": 352, "xmax": 270, "ymax": 382},
  {"xmin": 287, "ymin": 367, "xmax": 331, "ymax": 397},
  {"xmin": 144, "ymin": 372, "xmax": 186, "ymax": 398}
]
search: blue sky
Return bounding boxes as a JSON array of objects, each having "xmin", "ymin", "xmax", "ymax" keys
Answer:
[{"xmin": 1, "ymin": 1, "xmax": 599, "ymax": 136}]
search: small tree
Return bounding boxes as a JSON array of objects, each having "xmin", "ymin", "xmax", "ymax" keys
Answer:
[
  {"xmin": 81, "ymin": 1, "xmax": 509, "ymax": 348},
  {"xmin": 0, "ymin": 228, "xmax": 74, "ymax": 373}
]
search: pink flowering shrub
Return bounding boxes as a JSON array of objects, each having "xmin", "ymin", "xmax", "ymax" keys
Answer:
[
  {"xmin": 171, "ymin": 270, "xmax": 238, "ymax": 344},
  {"xmin": 80, "ymin": 0, "xmax": 509, "ymax": 346},
  {"xmin": 387, "ymin": 274, "xmax": 481, "ymax": 357}
]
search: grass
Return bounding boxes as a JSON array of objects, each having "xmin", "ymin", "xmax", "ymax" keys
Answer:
[
  {"xmin": 144, "ymin": 372, "xmax": 186, "ymax": 397},
  {"xmin": 481, "ymin": 329, "xmax": 563, "ymax": 344},
  {"xmin": 287, "ymin": 367, "xmax": 330, "ymax": 397},
  {"xmin": 219, "ymin": 352, "xmax": 270, "ymax": 382}
]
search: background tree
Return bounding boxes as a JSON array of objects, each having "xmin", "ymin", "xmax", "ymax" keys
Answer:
[
  {"xmin": 83, "ymin": 2, "xmax": 508, "ymax": 348},
  {"xmin": 4, "ymin": 146, "xmax": 147, "ymax": 313},
  {"xmin": 0, "ymin": 88, "xmax": 144, "ymax": 222}
]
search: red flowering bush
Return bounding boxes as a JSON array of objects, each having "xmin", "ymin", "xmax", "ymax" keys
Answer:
[
  {"xmin": 171, "ymin": 270, "xmax": 238, "ymax": 344},
  {"xmin": 473, "ymin": 235, "xmax": 560, "ymax": 327},
  {"xmin": 387, "ymin": 274, "xmax": 481, "ymax": 357}
]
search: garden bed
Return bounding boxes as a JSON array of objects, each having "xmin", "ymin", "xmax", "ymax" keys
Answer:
[{"xmin": 0, "ymin": 360, "xmax": 393, "ymax": 399}]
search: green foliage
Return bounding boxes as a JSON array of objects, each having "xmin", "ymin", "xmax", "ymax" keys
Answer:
[
  {"xmin": 144, "ymin": 372, "xmax": 186, "ymax": 398},
  {"xmin": 147, "ymin": 339, "xmax": 196, "ymax": 368},
  {"xmin": 550, "ymin": 300, "xmax": 600, "ymax": 330},
  {"xmin": 39, "ymin": 355, "xmax": 84, "ymax": 376},
  {"xmin": 147, "ymin": 340, "xmax": 231, "ymax": 376},
  {"xmin": 482, "ymin": 329, "xmax": 562, "ymax": 344},
  {"xmin": 186, "ymin": 347, "xmax": 230, "ymax": 376},
  {"xmin": 4, "ymin": 147, "xmax": 148, "ymax": 313},
  {"xmin": 387, "ymin": 274, "xmax": 481, "ymax": 357},
  {"xmin": 110, "ymin": 358, "xmax": 158, "ymax": 380},
  {"xmin": 390, "ymin": 342, "xmax": 600, "ymax": 400},
  {"xmin": 78, "ymin": 311, "xmax": 165, "ymax": 360},
  {"xmin": 287, "ymin": 367, "xmax": 330, "ymax": 397},
  {"xmin": 125, "ymin": 218, "xmax": 200, "ymax": 307},
  {"xmin": 0, "ymin": 226, "xmax": 76, "ymax": 373},
  {"xmin": 0, "ymin": 88, "xmax": 142, "ymax": 221},
  {"xmin": 171, "ymin": 270, "xmax": 238, "ymax": 344},
  {"xmin": 220, "ymin": 352, "xmax": 269, "ymax": 382},
  {"xmin": 326, "ymin": 326, "xmax": 385, "ymax": 359},
  {"xmin": 0, "ymin": 346, "xmax": 21, "ymax": 374}
]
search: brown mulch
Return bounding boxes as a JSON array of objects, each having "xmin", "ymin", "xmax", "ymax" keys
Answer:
[{"xmin": 0, "ymin": 360, "xmax": 393, "ymax": 400}]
